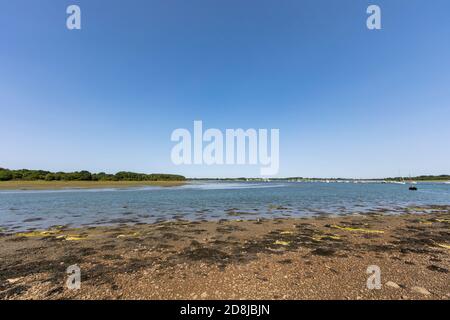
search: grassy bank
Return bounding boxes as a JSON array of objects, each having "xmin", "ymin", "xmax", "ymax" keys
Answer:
[{"xmin": 0, "ymin": 180, "xmax": 186, "ymax": 190}]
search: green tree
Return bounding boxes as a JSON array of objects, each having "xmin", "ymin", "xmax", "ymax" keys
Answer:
[{"xmin": 0, "ymin": 170, "xmax": 13, "ymax": 181}]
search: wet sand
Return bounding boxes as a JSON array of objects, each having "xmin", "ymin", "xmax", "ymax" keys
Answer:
[{"xmin": 0, "ymin": 205, "xmax": 449, "ymax": 300}]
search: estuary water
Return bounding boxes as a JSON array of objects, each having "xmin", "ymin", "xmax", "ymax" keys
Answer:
[{"xmin": 0, "ymin": 181, "xmax": 449, "ymax": 232}]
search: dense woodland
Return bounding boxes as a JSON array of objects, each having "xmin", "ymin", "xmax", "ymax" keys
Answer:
[{"xmin": 0, "ymin": 168, "xmax": 185, "ymax": 182}]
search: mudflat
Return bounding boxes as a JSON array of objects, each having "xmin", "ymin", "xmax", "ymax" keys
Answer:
[
  {"xmin": 0, "ymin": 205, "xmax": 449, "ymax": 300},
  {"xmin": 0, "ymin": 180, "xmax": 186, "ymax": 190}
]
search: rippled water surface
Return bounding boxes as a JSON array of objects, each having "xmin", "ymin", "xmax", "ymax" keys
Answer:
[{"xmin": 1, "ymin": 182, "xmax": 449, "ymax": 232}]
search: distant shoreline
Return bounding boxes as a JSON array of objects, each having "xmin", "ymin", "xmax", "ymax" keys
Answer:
[
  {"xmin": 189, "ymin": 178, "xmax": 450, "ymax": 183},
  {"xmin": 0, "ymin": 180, "xmax": 186, "ymax": 190},
  {"xmin": 1, "ymin": 179, "xmax": 449, "ymax": 191}
]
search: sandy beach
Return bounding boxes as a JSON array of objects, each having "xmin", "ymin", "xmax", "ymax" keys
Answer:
[{"xmin": 0, "ymin": 205, "xmax": 449, "ymax": 300}]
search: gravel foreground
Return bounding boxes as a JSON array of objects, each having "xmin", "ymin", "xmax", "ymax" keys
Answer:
[{"xmin": 0, "ymin": 205, "xmax": 449, "ymax": 300}]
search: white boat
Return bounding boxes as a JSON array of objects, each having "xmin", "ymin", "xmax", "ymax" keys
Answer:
[
  {"xmin": 445, "ymin": 181, "xmax": 450, "ymax": 185},
  {"xmin": 392, "ymin": 173, "xmax": 406, "ymax": 184}
]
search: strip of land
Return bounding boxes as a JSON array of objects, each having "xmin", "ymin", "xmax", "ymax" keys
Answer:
[
  {"xmin": 0, "ymin": 180, "xmax": 186, "ymax": 190},
  {"xmin": 0, "ymin": 206, "xmax": 449, "ymax": 300}
]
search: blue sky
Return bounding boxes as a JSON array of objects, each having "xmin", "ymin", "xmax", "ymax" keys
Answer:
[{"xmin": 1, "ymin": 0, "xmax": 449, "ymax": 178}]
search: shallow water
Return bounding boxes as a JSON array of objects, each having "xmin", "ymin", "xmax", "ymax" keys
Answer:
[{"xmin": 0, "ymin": 181, "xmax": 449, "ymax": 232}]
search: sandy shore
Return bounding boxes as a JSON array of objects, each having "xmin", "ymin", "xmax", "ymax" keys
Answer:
[
  {"xmin": 0, "ymin": 181, "xmax": 186, "ymax": 190},
  {"xmin": 0, "ymin": 205, "xmax": 449, "ymax": 300}
]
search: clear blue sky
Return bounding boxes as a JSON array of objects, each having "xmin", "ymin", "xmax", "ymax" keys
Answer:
[{"xmin": 1, "ymin": 0, "xmax": 449, "ymax": 178}]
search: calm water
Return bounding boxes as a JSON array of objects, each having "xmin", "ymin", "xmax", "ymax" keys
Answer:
[{"xmin": 0, "ymin": 182, "xmax": 449, "ymax": 232}]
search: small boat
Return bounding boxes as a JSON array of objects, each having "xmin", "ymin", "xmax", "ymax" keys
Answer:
[
  {"xmin": 392, "ymin": 177, "xmax": 406, "ymax": 184},
  {"xmin": 408, "ymin": 178, "xmax": 418, "ymax": 191},
  {"xmin": 393, "ymin": 174, "xmax": 406, "ymax": 184}
]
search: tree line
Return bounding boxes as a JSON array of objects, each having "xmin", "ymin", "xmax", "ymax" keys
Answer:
[{"xmin": 0, "ymin": 168, "xmax": 185, "ymax": 182}]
